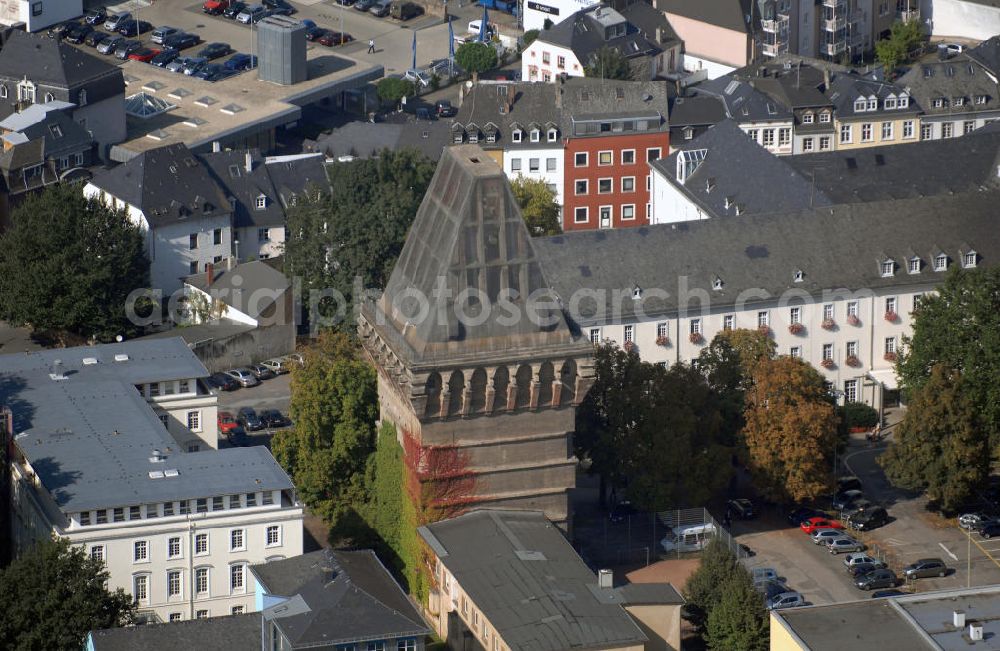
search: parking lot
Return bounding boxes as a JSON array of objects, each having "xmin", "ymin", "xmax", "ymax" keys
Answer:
[
  {"xmin": 214, "ymin": 367, "xmax": 293, "ymax": 447},
  {"xmin": 736, "ymin": 431, "xmax": 1000, "ymax": 607}
]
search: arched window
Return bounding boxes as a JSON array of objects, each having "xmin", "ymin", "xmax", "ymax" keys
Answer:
[
  {"xmin": 44, "ymin": 92, "xmax": 54, "ymax": 103},
  {"xmin": 0, "ymin": 85, "xmax": 7, "ymax": 99},
  {"xmin": 17, "ymin": 80, "xmax": 35, "ymax": 103}
]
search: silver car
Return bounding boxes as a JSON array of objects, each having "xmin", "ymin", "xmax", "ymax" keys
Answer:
[
  {"xmin": 225, "ymin": 367, "xmax": 260, "ymax": 387},
  {"xmin": 843, "ymin": 553, "xmax": 885, "ymax": 570},
  {"xmin": 151, "ymin": 26, "xmax": 179, "ymax": 44},
  {"xmin": 768, "ymin": 591, "xmax": 805, "ymax": 610},
  {"xmin": 811, "ymin": 528, "xmax": 844, "ymax": 545},
  {"xmin": 827, "ymin": 536, "xmax": 865, "ymax": 554}
]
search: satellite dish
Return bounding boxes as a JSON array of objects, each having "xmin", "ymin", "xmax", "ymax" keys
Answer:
[{"xmin": 116, "ymin": 335, "xmax": 124, "ymax": 342}]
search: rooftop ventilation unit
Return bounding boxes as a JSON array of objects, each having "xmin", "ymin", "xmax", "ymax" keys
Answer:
[
  {"xmin": 148, "ymin": 470, "xmax": 165, "ymax": 479},
  {"xmin": 970, "ymin": 623, "xmax": 984, "ymax": 641},
  {"xmin": 149, "ymin": 449, "xmax": 166, "ymax": 463},
  {"xmin": 82, "ymin": 357, "xmax": 98, "ymax": 365},
  {"xmin": 114, "ymin": 354, "xmax": 129, "ymax": 362},
  {"xmin": 164, "ymin": 469, "xmax": 180, "ymax": 478},
  {"xmin": 954, "ymin": 610, "xmax": 966, "ymax": 628},
  {"xmin": 49, "ymin": 360, "xmax": 67, "ymax": 381},
  {"xmin": 598, "ymin": 569, "xmax": 613, "ymax": 588}
]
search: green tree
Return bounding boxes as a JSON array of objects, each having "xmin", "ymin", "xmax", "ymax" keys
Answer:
[
  {"xmin": 875, "ymin": 19, "xmax": 924, "ymax": 73},
  {"xmin": 376, "ymin": 77, "xmax": 417, "ymax": 104},
  {"xmin": 0, "ymin": 538, "xmax": 134, "ymax": 651},
  {"xmin": 455, "ymin": 41, "xmax": 498, "ymax": 75},
  {"xmin": 0, "ymin": 183, "xmax": 149, "ymax": 342},
  {"xmin": 698, "ymin": 329, "xmax": 776, "ymax": 445},
  {"xmin": 271, "ymin": 331, "xmax": 379, "ymax": 540},
  {"xmin": 510, "ymin": 176, "xmax": 561, "ymax": 236},
  {"xmin": 897, "ymin": 266, "xmax": 1000, "ymax": 450},
  {"xmin": 880, "ymin": 365, "xmax": 987, "ymax": 512},
  {"xmin": 522, "ymin": 29, "xmax": 540, "ymax": 47},
  {"xmin": 585, "ymin": 46, "xmax": 632, "ymax": 80},
  {"xmin": 284, "ymin": 149, "xmax": 436, "ymax": 325},
  {"xmin": 705, "ymin": 565, "xmax": 769, "ymax": 651},
  {"xmin": 683, "ymin": 538, "xmax": 739, "ymax": 633},
  {"xmin": 743, "ymin": 356, "xmax": 839, "ymax": 502}
]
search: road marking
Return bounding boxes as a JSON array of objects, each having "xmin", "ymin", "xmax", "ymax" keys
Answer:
[
  {"xmin": 963, "ymin": 527, "xmax": 1000, "ymax": 572},
  {"xmin": 939, "ymin": 543, "xmax": 959, "ymax": 561}
]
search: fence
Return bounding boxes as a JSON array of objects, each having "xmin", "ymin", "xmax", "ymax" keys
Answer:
[{"xmin": 573, "ymin": 506, "xmax": 749, "ymax": 568}]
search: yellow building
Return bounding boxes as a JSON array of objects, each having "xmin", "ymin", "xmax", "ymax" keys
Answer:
[{"xmin": 829, "ymin": 75, "xmax": 921, "ymax": 150}]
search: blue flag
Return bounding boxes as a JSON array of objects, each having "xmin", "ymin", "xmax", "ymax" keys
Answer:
[
  {"xmin": 411, "ymin": 30, "xmax": 417, "ymax": 70},
  {"xmin": 479, "ymin": 5, "xmax": 489, "ymax": 42},
  {"xmin": 448, "ymin": 15, "xmax": 455, "ymax": 60}
]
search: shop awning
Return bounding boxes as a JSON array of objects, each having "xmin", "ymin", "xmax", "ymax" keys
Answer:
[{"xmin": 868, "ymin": 368, "xmax": 899, "ymax": 391}]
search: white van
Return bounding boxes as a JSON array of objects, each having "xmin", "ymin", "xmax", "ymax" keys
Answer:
[{"xmin": 660, "ymin": 523, "xmax": 717, "ymax": 553}]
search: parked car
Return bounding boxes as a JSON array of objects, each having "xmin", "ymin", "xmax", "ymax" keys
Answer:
[
  {"xmin": 369, "ymin": 0, "xmax": 393, "ymax": 16},
  {"xmin": 117, "ymin": 18, "xmax": 153, "ymax": 36},
  {"xmin": 85, "ymin": 6, "xmax": 108, "ymax": 24},
  {"xmin": 832, "ymin": 489, "xmax": 864, "ymax": 511},
  {"xmin": 238, "ymin": 407, "xmax": 264, "ymax": 431},
  {"xmin": 163, "ymin": 32, "xmax": 200, "ymax": 50},
  {"xmin": 183, "ymin": 56, "xmax": 209, "ymax": 75},
  {"xmin": 264, "ymin": 0, "xmax": 296, "ymax": 15},
  {"xmin": 354, "ymin": 0, "xmax": 376, "ymax": 10},
  {"xmin": 435, "ymin": 99, "xmax": 457, "ymax": 117},
  {"xmin": 151, "ymin": 48, "xmax": 180, "ymax": 67},
  {"xmin": 787, "ymin": 507, "xmax": 825, "ymax": 526},
  {"xmin": 199, "ymin": 42, "xmax": 232, "ymax": 59},
  {"xmin": 841, "ymin": 499, "xmax": 875, "ymax": 519},
  {"xmin": 208, "ymin": 371, "xmax": 239, "ymax": 391},
  {"xmin": 827, "ymin": 536, "xmax": 865, "ymax": 554},
  {"xmin": 260, "ymin": 409, "xmax": 292, "ymax": 428},
  {"xmin": 304, "ymin": 26, "xmax": 328, "ymax": 41},
  {"xmin": 727, "ymin": 498, "xmax": 755, "ymax": 519},
  {"xmin": 755, "ymin": 579, "xmax": 788, "ymax": 601},
  {"xmin": 225, "ymin": 367, "xmax": 260, "ymax": 387},
  {"xmin": 843, "ymin": 553, "xmax": 886, "ymax": 571},
  {"xmin": 848, "ymin": 562, "xmax": 883, "ymax": 578},
  {"xmin": 203, "ymin": 0, "xmax": 230, "ymax": 14},
  {"xmin": 65, "ymin": 24, "xmax": 94, "ymax": 44},
  {"xmin": 237, "ymin": 4, "xmax": 267, "ymax": 23},
  {"xmin": 837, "ymin": 476, "xmax": 863, "ymax": 492},
  {"xmin": 811, "ymin": 529, "xmax": 847, "ymax": 545},
  {"xmin": 608, "ymin": 501, "xmax": 635, "ymax": 523},
  {"xmin": 960, "ymin": 512, "xmax": 994, "ymax": 530},
  {"xmin": 226, "ymin": 425, "xmax": 251, "ymax": 447},
  {"xmin": 194, "ymin": 63, "xmax": 229, "ymax": 80},
  {"xmin": 261, "ymin": 358, "xmax": 290, "ymax": 374},
  {"xmin": 104, "ymin": 12, "xmax": 131, "ymax": 30},
  {"xmin": 871, "ymin": 589, "xmax": 906, "ymax": 598},
  {"xmin": 801, "ymin": 517, "xmax": 843, "ymax": 534},
  {"xmin": 751, "ymin": 567, "xmax": 779, "ymax": 583},
  {"xmin": 84, "ymin": 30, "xmax": 111, "ymax": 47},
  {"xmin": 224, "ymin": 53, "xmax": 257, "ymax": 70},
  {"xmin": 48, "ymin": 21, "xmax": 79, "ymax": 39},
  {"xmin": 855, "ymin": 569, "xmax": 898, "ymax": 591},
  {"xmin": 286, "ymin": 352, "xmax": 305, "ymax": 366},
  {"xmin": 128, "ymin": 47, "xmax": 161, "ymax": 63},
  {"xmin": 217, "ymin": 411, "xmax": 239, "ymax": 433},
  {"xmin": 980, "ymin": 522, "xmax": 1000, "ymax": 539},
  {"xmin": 115, "ymin": 40, "xmax": 143, "ymax": 60},
  {"xmin": 318, "ymin": 30, "xmax": 351, "ymax": 46},
  {"xmin": 390, "ymin": 0, "xmax": 422, "ymax": 19},
  {"xmin": 768, "ymin": 591, "xmax": 805, "ymax": 610},
  {"xmin": 97, "ymin": 35, "xmax": 125, "ymax": 54},
  {"xmin": 166, "ymin": 56, "xmax": 194, "ymax": 73},
  {"xmin": 248, "ymin": 363, "xmax": 275, "ymax": 380},
  {"xmin": 223, "ymin": 1, "xmax": 248, "ymax": 18},
  {"xmin": 903, "ymin": 558, "xmax": 948, "ymax": 580},
  {"xmin": 151, "ymin": 26, "xmax": 180, "ymax": 44},
  {"xmin": 848, "ymin": 506, "xmax": 889, "ymax": 531}
]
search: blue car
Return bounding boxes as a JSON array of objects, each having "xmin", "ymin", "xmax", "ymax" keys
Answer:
[{"xmin": 224, "ymin": 53, "xmax": 258, "ymax": 71}]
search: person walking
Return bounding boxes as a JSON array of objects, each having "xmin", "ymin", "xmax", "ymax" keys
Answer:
[{"xmin": 368, "ymin": 38, "xmax": 375, "ymax": 54}]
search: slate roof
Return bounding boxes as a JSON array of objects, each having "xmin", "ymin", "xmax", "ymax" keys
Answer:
[
  {"xmin": 532, "ymin": 190, "xmax": 1000, "ymax": 323},
  {"xmin": 651, "ymin": 120, "xmax": 829, "ymax": 217},
  {"xmin": 667, "ymin": 95, "xmax": 726, "ymax": 127},
  {"xmin": 744, "ymin": 64, "xmax": 832, "ymax": 110},
  {"xmin": 263, "ymin": 153, "xmax": 330, "ymax": 211},
  {"xmin": 696, "ymin": 75, "xmax": 793, "ymax": 122},
  {"xmin": 560, "ymin": 77, "xmax": 670, "ymax": 125},
  {"xmin": 825, "ymin": 72, "xmax": 921, "ymax": 119},
  {"xmin": 7, "ymin": 104, "xmax": 93, "ymax": 158},
  {"xmin": 419, "ymin": 510, "xmax": 650, "ymax": 651},
  {"xmin": 0, "ymin": 338, "xmax": 294, "ymax": 512},
  {"xmin": 89, "ymin": 614, "xmax": 262, "ymax": 651},
  {"xmin": 185, "ymin": 260, "xmax": 291, "ymax": 320},
  {"xmin": 657, "ymin": 0, "xmax": 756, "ymax": 33},
  {"xmin": 252, "ymin": 549, "xmax": 429, "ymax": 647},
  {"xmin": 0, "ymin": 30, "xmax": 120, "ymax": 89},
  {"xmin": 618, "ymin": 2, "xmax": 681, "ymax": 47},
  {"xmin": 618, "ymin": 583, "xmax": 685, "ymax": 605},
  {"xmin": 454, "ymin": 82, "xmax": 561, "ymax": 150},
  {"xmin": 536, "ymin": 5, "xmax": 660, "ymax": 64},
  {"xmin": 967, "ymin": 35, "xmax": 1000, "ymax": 77},
  {"xmin": 200, "ymin": 149, "xmax": 284, "ymax": 229},
  {"xmin": 88, "ymin": 143, "xmax": 232, "ymax": 228},
  {"xmin": 896, "ymin": 54, "xmax": 999, "ymax": 119}
]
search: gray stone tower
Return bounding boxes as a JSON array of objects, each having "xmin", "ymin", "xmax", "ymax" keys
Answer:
[{"xmin": 359, "ymin": 146, "xmax": 594, "ymax": 528}]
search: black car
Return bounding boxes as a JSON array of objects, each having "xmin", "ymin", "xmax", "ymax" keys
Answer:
[
  {"xmin": 226, "ymin": 425, "xmax": 251, "ymax": 447},
  {"xmin": 85, "ymin": 6, "xmax": 108, "ymax": 24},
  {"xmin": 238, "ymin": 407, "xmax": 265, "ymax": 431},
  {"xmin": 115, "ymin": 39, "xmax": 143, "ymax": 60},
  {"xmin": 848, "ymin": 506, "xmax": 889, "ymax": 531},
  {"xmin": 260, "ymin": 409, "xmax": 291, "ymax": 428},
  {"xmin": 118, "ymin": 19, "xmax": 153, "ymax": 36},
  {"xmin": 163, "ymin": 32, "xmax": 200, "ymax": 50},
  {"xmin": 786, "ymin": 507, "xmax": 825, "ymax": 526},
  {"xmin": 436, "ymin": 99, "xmax": 457, "ymax": 117},
  {"xmin": 856, "ymin": 569, "xmax": 898, "ymax": 590},
  {"xmin": 837, "ymin": 476, "xmax": 863, "ymax": 492},
  {"xmin": 84, "ymin": 30, "xmax": 111, "ymax": 47},
  {"xmin": 848, "ymin": 562, "xmax": 882, "ymax": 578},
  {"xmin": 981, "ymin": 522, "xmax": 1000, "ymax": 539},
  {"xmin": 66, "ymin": 24, "xmax": 94, "ymax": 44},
  {"xmin": 199, "ymin": 42, "xmax": 232, "ymax": 60},
  {"xmin": 304, "ymin": 26, "xmax": 328, "ymax": 41},
  {"xmin": 208, "ymin": 372, "xmax": 239, "ymax": 391},
  {"xmin": 728, "ymin": 498, "xmax": 755, "ymax": 519},
  {"xmin": 151, "ymin": 48, "xmax": 180, "ymax": 67},
  {"xmin": 609, "ymin": 501, "xmax": 636, "ymax": 523},
  {"xmin": 223, "ymin": 1, "xmax": 247, "ymax": 18},
  {"xmin": 48, "ymin": 21, "xmax": 79, "ymax": 39},
  {"xmin": 263, "ymin": 0, "xmax": 295, "ymax": 14}
]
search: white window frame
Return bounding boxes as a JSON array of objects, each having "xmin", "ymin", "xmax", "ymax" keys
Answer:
[
  {"xmin": 266, "ymin": 525, "xmax": 281, "ymax": 547},
  {"xmin": 963, "ymin": 252, "xmax": 977, "ymax": 268},
  {"xmin": 230, "ymin": 528, "xmax": 245, "ymax": 552},
  {"xmin": 573, "ymin": 207, "xmax": 588, "ymax": 224},
  {"xmin": 881, "ymin": 121, "xmax": 893, "ymax": 140},
  {"xmin": 547, "ymin": 128, "xmax": 558, "ymax": 142},
  {"xmin": 621, "ymin": 176, "xmax": 635, "ymax": 193},
  {"xmin": 90, "ymin": 545, "xmax": 105, "ymax": 562},
  {"xmin": 861, "ymin": 123, "xmax": 873, "ymax": 142},
  {"xmin": 195, "ymin": 533, "xmax": 209, "ymax": 555},
  {"xmin": 723, "ymin": 314, "xmax": 734, "ymax": 331},
  {"xmin": 885, "ymin": 296, "xmax": 897, "ymax": 314},
  {"xmin": 880, "ymin": 260, "xmax": 894, "ymax": 277},
  {"xmin": 908, "ymin": 257, "xmax": 920, "ymax": 274},
  {"xmin": 597, "ymin": 150, "xmax": 613, "ymax": 166},
  {"xmin": 133, "ymin": 574, "xmax": 149, "ymax": 604},
  {"xmin": 621, "ymin": 149, "xmax": 635, "ymax": 165},
  {"xmin": 790, "ymin": 307, "xmax": 801, "ymax": 324},
  {"xmin": 621, "ymin": 204, "xmax": 635, "ymax": 221},
  {"xmin": 187, "ymin": 410, "xmax": 201, "ymax": 432},
  {"xmin": 757, "ymin": 311, "xmax": 769, "ymax": 327},
  {"xmin": 902, "ymin": 120, "xmax": 914, "ymax": 138},
  {"xmin": 597, "ymin": 178, "xmax": 613, "ymax": 194},
  {"xmin": 574, "ymin": 152, "xmax": 588, "ymax": 167},
  {"xmin": 196, "ymin": 567, "xmax": 210, "ymax": 596},
  {"xmin": 790, "ymin": 346, "xmax": 801, "ymax": 358},
  {"xmin": 623, "ymin": 324, "xmax": 634, "ymax": 343},
  {"xmin": 167, "ymin": 536, "xmax": 182, "ymax": 559},
  {"xmin": 839, "ymin": 124, "xmax": 852, "ymax": 143},
  {"xmin": 530, "ymin": 129, "xmax": 540, "ymax": 142},
  {"xmin": 844, "ymin": 379, "xmax": 858, "ymax": 402},
  {"xmin": 885, "ymin": 337, "xmax": 897, "ymax": 354},
  {"xmin": 690, "ymin": 318, "xmax": 702, "ymax": 335},
  {"xmin": 511, "ymin": 129, "xmax": 522, "ymax": 143},
  {"xmin": 846, "ymin": 341, "xmax": 858, "ymax": 357},
  {"xmin": 847, "ymin": 301, "xmax": 859, "ymax": 317},
  {"xmin": 134, "ymin": 540, "xmax": 148, "ymax": 563},
  {"xmin": 230, "ymin": 563, "xmax": 246, "ymax": 594},
  {"xmin": 589, "ymin": 328, "xmax": 601, "ymax": 344},
  {"xmin": 167, "ymin": 569, "xmax": 183, "ymax": 598},
  {"xmin": 822, "ymin": 343, "xmax": 834, "ymax": 361},
  {"xmin": 823, "ymin": 304, "xmax": 834, "ymax": 320},
  {"xmin": 656, "ymin": 322, "xmax": 668, "ymax": 338}
]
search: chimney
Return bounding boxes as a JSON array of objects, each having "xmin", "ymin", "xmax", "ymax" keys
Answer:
[
  {"xmin": 970, "ymin": 623, "xmax": 984, "ymax": 641},
  {"xmin": 244, "ymin": 151, "xmax": 253, "ymax": 173},
  {"xmin": 954, "ymin": 611, "xmax": 966, "ymax": 628},
  {"xmin": 823, "ymin": 68, "xmax": 831, "ymax": 91},
  {"xmin": 206, "ymin": 262, "xmax": 214, "ymax": 285},
  {"xmin": 212, "ymin": 141, "xmax": 221, "ymax": 153},
  {"xmin": 655, "ymin": 26, "xmax": 662, "ymax": 43},
  {"xmin": 556, "ymin": 86, "xmax": 562, "ymax": 108},
  {"xmin": 598, "ymin": 569, "xmax": 613, "ymax": 589}
]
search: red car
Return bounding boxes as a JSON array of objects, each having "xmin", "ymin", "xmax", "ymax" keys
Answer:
[
  {"xmin": 800, "ymin": 516, "xmax": 844, "ymax": 534},
  {"xmin": 128, "ymin": 47, "xmax": 160, "ymax": 62},
  {"xmin": 318, "ymin": 31, "xmax": 352, "ymax": 46},
  {"xmin": 218, "ymin": 411, "xmax": 239, "ymax": 434}
]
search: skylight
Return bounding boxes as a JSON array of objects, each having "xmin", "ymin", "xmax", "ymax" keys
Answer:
[{"xmin": 125, "ymin": 92, "xmax": 175, "ymax": 119}]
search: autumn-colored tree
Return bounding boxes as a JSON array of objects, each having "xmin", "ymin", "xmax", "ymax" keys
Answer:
[
  {"xmin": 271, "ymin": 331, "xmax": 378, "ymax": 541},
  {"xmin": 698, "ymin": 329, "xmax": 776, "ymax": 445},
  {"xmin": 743, "ymin": 356, "xmax": 839, "ymax": 502},
  {"xmin": 880, "ymin": 365, "xmax": 987, "ymax": 512}
]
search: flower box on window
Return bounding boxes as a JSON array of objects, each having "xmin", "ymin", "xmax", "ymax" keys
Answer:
[
  {"xmin": 821, "ymin": 318, "xmax": 836, "ymax": 330},
  {"xmin": 883, "ymin": 351, "xmax": 897, "ymax": 362},
  {"xmin": 820, "ymin": 358, "xmax": 835, "ymax": 369},
  {"xmin": 845, "ymin": 355, "xmax": 861, "ymax": 367},
  {"xmin": 788, "ymin": 323, "xmax": 804, "ymax": 335},
  {"xmin": 624, "ymin": 341, "xmax": 636, "ymax": 353},
  {"xmin": 847, "ymin": 314, "xmax": 860, "ymax": 326},
  {"xmin": 689, "ymin": 332, "xmax": 704, "ymax": 344},
  {"xmin": 656, "ymin": 335, "xmax": 670, "ymax": 346},
  {"xmin": 884, "ymin": 311, "xmax": 898, "ymax": 322},
  {"xmin": 758, "ymin": 325, "xmax": 771, "ymax": 336}
]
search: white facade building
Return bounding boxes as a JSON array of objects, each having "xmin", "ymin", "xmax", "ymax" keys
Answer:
[
  {"xmin": 0, "ymin": 0, "xmax": 82, "ymax": 35},
  {"xmin": 5, "ymin": 338, "xmax": 304, "ymax": 624},
  {"xmin": 922, "ymin": 0, "xmax": 1000, "ymax": 40},
  {"xmin": 504, "ymin": 145, "xmax": 566, "ymax": 205},
  {"xmin": 522, "ymin": 39, "xmax": 583, "ymax": 83}
]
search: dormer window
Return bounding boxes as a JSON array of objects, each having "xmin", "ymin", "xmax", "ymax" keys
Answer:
[
  {"xmin": 512, "ymin": 129, "xmax": 522, "ymax": 143},
  {"xmin": 632, "ymin": 285, "xmax": 642, "ymax": 300},
  {"xmin": 43, "ymin": 92, "xmax": 54, "ymax": 103},
  {"xmin": 255, "ymin": 195, "xmax": 267, "ymax": 210},
  {"xmin": 819, "ymin": 111, "xmax": 831, "ymax": 123},
  {"xmin": 683, "ymin": 126, "xmax": 694, "ymax": 140},
  {"xmin": 867, "ymin": 97, "xmax": 877, "ymax": 111},
  {"xmin": 547, "ymin": 128, "xmax": 558, "ymax": 142},
  {"xmin": 898, "ymin": 94, "xmax": 908, "ymax": 108},
  {"xmin": 934, "ymin": 253, "xmax": 948, "ymax": 271},
  {"xmin": 793, "ymin": 269, "xmax": 804, "ymax": 283},
  {"xmin": 963, "ymin": 250, "xmax": 978, "ymax": 268},
  {"xmin": 954, "ymin": 96, "xmax": 965, "ymax": 106},
  {"xmin": 884, "ymin": 96, "xmax": 897, "ymax": 109},
  {"xmin": 907, "ymin": 257, "xmax": 921, "ymax": 274},
  {"xmin": 880, "ymin": 259, "xmax": 895, "ymax": 277},
  {"xmin": 530, "ymin": 129, "xmax": 540, "ymax": 142},
  {"xmin": 802, "ymin": 112, "xmax": 814, "ymax": 124},
  {"xmin": 0, "ymin": 85, "xmax": 6, "ymax": 99},
  {"xmin": 17, "ymin": 79, "xmax": 35, "ymax": 103},
  {"xmin": 933, "ymin": 98, "xmax": 947, "ymax": 108},
  {"xmin": 976, "ymin": 94, "xmax": 988, "ymax": 105},
  {"xmin": 712, "ymin": 277, "xmax": 724, "ymax": 291},
  {"xmin": 853, "ymin": 98, "xmax": 866, "ymax": 112}
]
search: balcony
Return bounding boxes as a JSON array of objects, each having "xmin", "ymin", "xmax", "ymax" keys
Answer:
[
  {"xmin": 897, "ymin": 8, "xmax": 919, "ymax": 21},
  {"xmin": 823, "ymin": 41, "xmax": 846, "ymax": 56},
  {"xmin": 761, "ymin": 16, "xmax": 789, "ymax": 33},
  {"xmin": 762, "ymin": 42, "xmax": 782, "ymax": 57},
  {"xmin": 821, "ymin": 0, "xmax": 845, "ymax": 8},
  {"xmin": 822, "ymin": 17, "xmax": 846, "ymax": 31}
]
